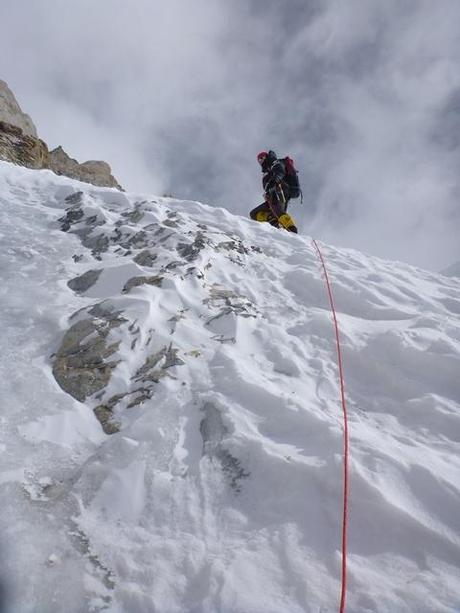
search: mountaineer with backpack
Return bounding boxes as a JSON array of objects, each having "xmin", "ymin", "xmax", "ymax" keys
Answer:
[{"xmin": 249, "ymin": 150, "xmax": 301, "ymax": 233}]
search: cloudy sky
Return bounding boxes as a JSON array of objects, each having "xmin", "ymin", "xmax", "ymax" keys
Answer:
[{"xmin": 1, "ymin": 0, "xmax": 459, "ymax": 270}]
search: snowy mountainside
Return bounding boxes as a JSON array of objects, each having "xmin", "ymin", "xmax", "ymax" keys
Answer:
[{"xmin": 0, "ymin": 161, "xmax": 460, "ymax": 613}]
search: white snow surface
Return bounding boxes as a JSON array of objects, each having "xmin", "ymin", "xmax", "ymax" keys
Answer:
[{"xmin": 1, "ymin": 161, "xmax": 460, "ymax": 613}]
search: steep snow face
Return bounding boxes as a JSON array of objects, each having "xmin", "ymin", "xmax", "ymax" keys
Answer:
[{"xmin": 1, "ymin": 161, "xmax": 460, "ymax": 613}]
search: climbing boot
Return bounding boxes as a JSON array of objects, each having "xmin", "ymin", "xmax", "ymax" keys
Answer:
[
  {"xmin": 255, "ymin": 210, "xmax": 269, "ymax": 222},
  {"xmin": 278, "ymin": 213, "xmax": 298, "ymax": 233}
]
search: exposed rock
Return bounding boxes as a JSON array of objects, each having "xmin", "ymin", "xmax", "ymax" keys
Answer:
[
  {"xmin": 168, "ymin": 310, "xmax": 188, "ymax": 334},
  {"xmin": 92, "ymin": 385, "xmax": 157, "ymax": 433},
  {"xmin": 133, "ymin": 343, "xmax": 185, "ymax": 384},
  {"xmin": 163, "ymin": 344, "xmax": 186, "ymax": 368},
  {"xmin": 163, "ymin": 218, "xmax": 180, "ymax": 228},
  {"xmin": 216, "ymin": 239, "xmax": 249, "ymax": 255},
  {"xmin": 161, "ymin": 260, "xmax": 182, "ymax": 272},
  {"xmin": 83, "ymin": 233, "xmax": 110, "ymax": 258},
  {"xmin": 200, "ymin": 402, "xmax": 249, "ymax": 492},
  {"xmin": 0, "ymin": 80, "xmax": 50, "ymax": 170},
  {"xmin": 0, "ymin": 120, "xmax": 50, "ymax": 169},
  {"xmin": 122, "ymin": 206, "xmax": 144, "ymax": 224},
  {"xmin": 58, "ymin": 205, "xmax": 109, "ymax": 258},
  {"xmin": 117, "ymin": 229, "xmax": 149, "ymax": 250},
  {"xmin": 134, "ymin": 348, "xmax": 168, "ymax": 382},
  {"xmin": 204, "ymin": 284, "xmax": 258, "ymax": 320},
  {"xmin": 0, "ymin": 80, "xmax": 123, "ymax": 190},
  {"xmin": 176, "ymin": 231, "xmax": 208, "ymax": 262},
  {"xmin": 93, "ymin": 405, "xmax": 121, "ymax": 435},
  {"xmin": 59, "ymin": 205, "xmax": 85, "ymax": 232},
  {"xmin": 126, "ymin": 388, "xmax": 152, "ymax": 408},
  {"xmin": 49, "ymin": 146, "xmax": 123, "ymax": 190},
  {"xmin": 87, "ymin": 302, "xmax": 124, "ymax": 321},
  {"xmin": 133, "ymin": 250, "xmax": 158, "ymax": 267},
  {"xmin": 64, "ymin": 191, "xmax": 84, "ymax": 205},
  {"xmin": 67, "ymin": 269, "xmax": 102, "ymax": 293},
  {"xmin": 0, "ymin": 80, "xmax": 37, "ymax": 137},
  {"xmin": 214, "ymin": 238, "xmax": 262, "ymax": 266},
  {"xmin": 122, "ymin": 275, "xmax": 164, "ymax": 293},
  {"xmin": 52, "ymin": 305, "xmax": 126, "ymax": 402}
]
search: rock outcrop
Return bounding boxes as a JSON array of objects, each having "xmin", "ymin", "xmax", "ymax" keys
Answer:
[
  {"xmin": 49, "ymin": 146, "xmax": 123, "ymax": 190},
  {"xmin": 0, "ymin": 79, "xmax": 37, "ymax": 137},
  {"xmin": 52, "ymin": 303, "xmax": 126, "ymax": 403},
  {"xmin": 0, "ymin": 80, "xmax": 123, "ymax": 190},
  {"xmin": 52, "ymin": 189, "xmax": 258, "ymax": 434},
  {"xmin": 0, "ymin": 120, "xmax": 50, "ymax": 169}
]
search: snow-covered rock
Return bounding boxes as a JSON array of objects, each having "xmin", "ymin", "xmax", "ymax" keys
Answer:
[{"xmin": 0, "ymin": 161, "xmax": 459, "ymax": 613}]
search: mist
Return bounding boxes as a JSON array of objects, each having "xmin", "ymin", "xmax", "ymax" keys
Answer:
[{"xmin": 1, "ymin": 0, "xmax": 459, "ymax": 270}]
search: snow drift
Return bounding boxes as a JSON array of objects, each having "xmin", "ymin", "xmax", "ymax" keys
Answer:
[{"xmin": 0, "ymin": 161, "xmax": 459, "ymax": 613}]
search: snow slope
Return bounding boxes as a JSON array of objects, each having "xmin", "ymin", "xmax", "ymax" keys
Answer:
[{"xmin": 0, "ymin": 161, "xmax": 459, "ymax": 613}]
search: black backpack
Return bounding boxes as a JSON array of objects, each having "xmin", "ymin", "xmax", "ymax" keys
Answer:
[{"xmin": 282, "ymin": 156, "xmax": 302, "ymax": 201}]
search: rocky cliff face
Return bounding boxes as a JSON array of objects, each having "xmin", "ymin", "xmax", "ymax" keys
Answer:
[
  {"xmin": 0, "ymin": 79, "xmax": 37, "ymax": 137},
  {"xmin": 49, "ymin": 145, "xmax": 122, "ymax": 190},
  {"xmin": 0, "ymin": 120, "xmax": 50, "ymax": 169},
  {"xmin": 0, "ymin": 80, "xmax": 122, "ymax": 190}
]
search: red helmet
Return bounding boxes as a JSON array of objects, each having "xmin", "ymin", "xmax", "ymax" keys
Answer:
[{"xmin": 257, "ymin": 151, "xmax": 268, "ymax": 165}]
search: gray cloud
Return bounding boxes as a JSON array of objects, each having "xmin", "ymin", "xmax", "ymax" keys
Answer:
[{"xmin": 1, "ymin": 0, "xmax": 459, "ymax": 270}]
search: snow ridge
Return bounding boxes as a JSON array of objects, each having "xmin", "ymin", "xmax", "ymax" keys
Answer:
[{"xmin": 0, "ymin": 162, "xmax": 460, "ymax": 613}]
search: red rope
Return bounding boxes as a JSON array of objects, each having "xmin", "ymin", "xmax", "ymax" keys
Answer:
[{"xmin": 312, "ymin": 239, "xmax": 349, "ymax": 613}]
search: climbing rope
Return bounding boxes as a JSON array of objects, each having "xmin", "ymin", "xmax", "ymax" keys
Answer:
[{"xmin": 312, "ymin": 239, "xmax": 349, "ymax": 613}]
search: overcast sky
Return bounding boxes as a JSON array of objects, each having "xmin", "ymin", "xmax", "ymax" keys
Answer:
[{"xmin": 1, "ymin": 0, "xmax": 459, "ymax": 270}]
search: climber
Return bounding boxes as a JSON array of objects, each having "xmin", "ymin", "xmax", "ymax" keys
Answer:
[{"xmin": 249, "ymin": 150, "xmax": 298, "ymax": 233}]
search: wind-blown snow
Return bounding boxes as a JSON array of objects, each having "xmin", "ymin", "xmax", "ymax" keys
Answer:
[{"xmin": 0, "ymin": 161, "xmax": 459, "ymax": 613}]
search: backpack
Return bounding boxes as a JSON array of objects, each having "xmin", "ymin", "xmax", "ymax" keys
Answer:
[{"xmin": 282, "ymin": 156, "xmax": 302, "ymax": 201}]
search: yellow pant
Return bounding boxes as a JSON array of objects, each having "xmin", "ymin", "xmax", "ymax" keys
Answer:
[{"xmin": 255, "ymin": 210, "xmax": 296, "ymax": 231}]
